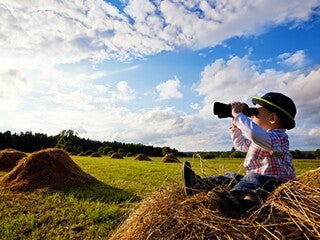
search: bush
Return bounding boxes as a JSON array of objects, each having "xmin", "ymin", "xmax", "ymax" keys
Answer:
[
  {"xmin": 201, "ymin": 153, "xmax": 215, "ymax": 159},
  {"xmin": 126, "ymin": 152, "xmax": 134, "ymax": 157},
  {"xmin": 98, "ymin": 146, "xmax": 113, "ymax": 155},
  {"xmin": 314, "ymin": 149, "xmax": 320, "ymax": 159},
  {"xmin": 107, "ymin": 151, "xmax": 115, "ymax": 156},
  {"xmin": 230, "ymin": 151, "xmax": 244, "ymax": 158},
  {"xmin": 305, "ymin": 153, "xmax": 316, "ymax": 159},
  {"xmin": 84, "ymin": 150, "xmax": 94, "ymax": 156}
]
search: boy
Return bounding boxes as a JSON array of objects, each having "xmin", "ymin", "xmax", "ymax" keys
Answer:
[{"xmin": 182, "ymin": 92, "xmax": 297, "ymax": 213}]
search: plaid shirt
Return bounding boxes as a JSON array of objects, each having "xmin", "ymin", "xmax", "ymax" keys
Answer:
[{"xmin": 230, "ymin": 114, "xmax": 296, "ymax": 182}]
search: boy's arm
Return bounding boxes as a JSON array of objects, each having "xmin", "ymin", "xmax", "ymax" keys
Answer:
[
  {"xmin": 230, "ymin": 101, "xmax": 272, "ymax": 151},
  {"xmin": 233, "ymin": 113, "xmax": 272, "ymax": 151},
  {"xmin": 229, "ymin": 124, "xmax": 251, "ymax": 152}
]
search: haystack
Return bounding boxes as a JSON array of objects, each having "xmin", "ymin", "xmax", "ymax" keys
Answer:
[
  {"xmin": 90, "ymin": 152, "xmax": 102, "ymax": 157},
  {"xmin": 0, "ymin": 149, "xmax": 27, "ymax": 170},
  {"xmin": 110, "ymin": 168, "xmax": 320, "ymax": 240},
  {"xmin": 0, "ymin": 148, "xmax": 97, "ymax": 192},
  {"xmin": 134, "ymin": 153, "xmax": 152, "ymax": 161},
  {"xmin": 110, "ymin": 152, "xmax": 124, "ymax": 159},
  {"xmin": 162, "ymin": 153, "xmax": 179, "ymax": 163}
]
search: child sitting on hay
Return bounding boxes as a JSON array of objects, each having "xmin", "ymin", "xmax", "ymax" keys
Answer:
[{"xmin": 182, "ymin": 92, "xmax": 297, "ymax": 214}]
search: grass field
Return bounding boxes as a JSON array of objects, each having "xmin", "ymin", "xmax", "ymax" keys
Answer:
[{"xmin": 0, "ymin": 156, "xmax": 319, "ymax": 239}]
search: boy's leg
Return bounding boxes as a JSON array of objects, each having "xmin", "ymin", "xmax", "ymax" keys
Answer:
[
  {"xmin": 206, "ymin": 172, "xmax": 244, "ymax": 188},
  {"xmin": 230, "ymin": 173, "xmax": 282, "ymax": 211},
  {"xmin": 181, "ymin": 161, "xmax": 202, "ymax": 196},
  {"xmin": 182, "ymin": 161, "xmax": 224, "ymax": 195},
  {"xmin": 182, "ymin": 161, "xmax": 244, "ymax": 196}
]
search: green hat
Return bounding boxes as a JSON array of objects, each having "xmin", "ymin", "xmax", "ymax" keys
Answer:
[{"xmin": 252, "ymin": 92, "xmax": 296, "ymax": 130}]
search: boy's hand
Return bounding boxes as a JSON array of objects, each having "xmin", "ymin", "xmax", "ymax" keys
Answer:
[{"xmin": 231, "ymin": 102, "xmax": 246, "ymax": 117}]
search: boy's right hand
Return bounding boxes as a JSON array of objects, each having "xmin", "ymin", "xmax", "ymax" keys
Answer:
[{"xmin": 231, "ymin": 102, "xmax": 246, "ymax": 117}]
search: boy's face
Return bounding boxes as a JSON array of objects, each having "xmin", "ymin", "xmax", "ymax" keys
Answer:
[{"xmin": 251, "ymin": 104, "xmax": 273, "ymax": 130}]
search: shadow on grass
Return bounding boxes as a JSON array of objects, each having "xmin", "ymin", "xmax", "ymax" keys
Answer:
[{"xmin": 51, "ymin": 180, "xmax": 142, "ymax": 204}]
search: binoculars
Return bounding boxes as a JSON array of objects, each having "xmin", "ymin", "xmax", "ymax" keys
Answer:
[{"xmin": 213, "ymin": 102, "xmax": 258, "ymax": 118}]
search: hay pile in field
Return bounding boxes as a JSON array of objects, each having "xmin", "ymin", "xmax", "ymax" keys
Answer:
[
  {"xmin": 0, "ymin": 148, "xmax": 97, "ymax": 192},
  {"xmin": 134, "ymin": 154, "xmax": 152, "ymax": 161},
  {"xmin": 110, "ymin": 152, "xmax": 124, "ymax": 159},
  {"xmin": 162, "ymin": 153, "xmax": 180, "ymax": 163},
  {"xmin": 110, "ymin": 168, "xmax": 320, "ymax": 240},
  {"xmin": 90, "ymin": 152, "xmax": 101, "ymax": 157},
  {"xmin": 0, "ymin": 149, "xmax": 27, "ymax": 170}
]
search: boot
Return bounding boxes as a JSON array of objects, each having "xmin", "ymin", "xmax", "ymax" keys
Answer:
[{"xmin": 182, "ymin": 161, "xmax": 208, "ymax": 196}]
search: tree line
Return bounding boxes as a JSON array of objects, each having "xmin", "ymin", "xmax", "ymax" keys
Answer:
[
  {"xmin": 198, "ymin": 148, "xmax": 320, "ymax": 159},
  {"xmin": 0, "ymin": 130, "xmax": 183, "ymax": 157},
  {"xmin": 0, "ymin": 130, "xmax": 318, "ymax": 159}
]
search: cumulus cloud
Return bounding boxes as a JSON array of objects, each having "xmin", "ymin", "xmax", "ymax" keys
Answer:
[
  {"xmin": 0, "ymin": 0, "xmax": 318, "ymax": 71},
  {"xmin": 0, "ymin": 0, "xmax": 319, "ymax": 151},
  {"xmin": 0, "ymin": 69, "xmax": 29, "ymax": 110},
  {"xmin": 156, "ymin": 76, "xmax": 183, "ymax": 100},
  {"xmin": 0, "ymin": 69, "xmax": 27, "ymax": 90},
  {"xmin": 278, "ymin": 50, "xmax": 308, "ymax": 68},
  {"xmin": 113, "ymin": 81, "xmax": 136, "ymax": 101}
]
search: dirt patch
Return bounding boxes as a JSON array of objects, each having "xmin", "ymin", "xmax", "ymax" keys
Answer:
[
  {"xmin": 0, "ymin": 148, "xmax": 97, "ymax": 192},
  {"xmin": 0, "ymin": 149, "xmax": 27, "ymax": 171},
  {"xmin": 109, "ymin": 168, "xmax": 320, "ymax": 240},
  {"xmin": 134, "ymin": 154, "xmax": 152, "ymax": 161}
]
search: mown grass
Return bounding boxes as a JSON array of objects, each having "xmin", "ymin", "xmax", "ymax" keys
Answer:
[{"xmin": 0, "ymin": 156, "xmax": 319, "ymax": 239}]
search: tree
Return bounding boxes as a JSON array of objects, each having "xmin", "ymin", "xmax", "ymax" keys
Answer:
[
  {"xmin": 291, "ymin": 149, "xmax": 305, "ymax": 159},
  {"xmin": 314, "ymin": 149, "xmax": 320, "ymax": 159},
  {"xmin": 162, "ymin": 146, "xmax": 171, "ymax": 156}
]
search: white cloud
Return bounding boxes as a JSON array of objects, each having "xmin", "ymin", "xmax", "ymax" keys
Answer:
[
  {"xmin": 0, "ymin": 69, "xmax": 27, "ymax": 90},
  {"xmin": 278, "ymin": 50, "xmax": 308, "ymax": 68},
  {"xmin": 309, "ymin": 128, "xmax": 320, "ymax": 137},
  {"xmin": 113, "ymin": 81, "xmax": 136, "ymax": 101},
  {"xmin": 0, "ymin": 0, "xmax": 319, "ymax": 152},
  {"xmin": 0, "ymin": 0, "xmax": 318, "ymax": 72},
  {"xmin": 0, "ymin": 69, "xmax": 29, "ymax": 110},
  {"xmin": 190, "ymin": 102, "xmax": 201, "ymax": 110},
  {"xmin": 156, "ymin": 76, "xmax": 183, "ymax": 100}
]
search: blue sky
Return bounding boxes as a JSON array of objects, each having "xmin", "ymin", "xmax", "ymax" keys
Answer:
[{"xmin": 0, "ymin": 0, "xmax": 319, "ymax": 152}]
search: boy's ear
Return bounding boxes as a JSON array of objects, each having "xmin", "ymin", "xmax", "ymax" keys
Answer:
[{"xmin": 269, "ymin": 113, "xmax": 278, "ymax": 124}]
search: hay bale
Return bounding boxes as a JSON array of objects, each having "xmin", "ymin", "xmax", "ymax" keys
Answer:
[
  {"xmin": 110, "ymin": 168, "xmax": 320, "ymax": 240},
  {"xmin": 250, "ymin": 180, "xmax": 320, "ymax": 239},
  {"xmin": 0, "ymin": 149, "xmax": 27, "ymax": 170},
  {"xmin": 0, "ymin": 148, "xmax": 97, "ymax": 192},
  {"xmin": 134, "ymin": 153, "xmax": 152, "ymax": 161},
  {"xmin": 298, "ymin": 167, "xmax": 320, "ymax": 188},
  {"xmin": 162, "ymin": 153, "xmax": 179, "ymax": 163},
  {"xmin": 90, "ymin": 152, "xmax": 101, "ymax": 157},
  {"xmin": 110, "ymin": 152, "xmax": 124, "ymax": 159}
]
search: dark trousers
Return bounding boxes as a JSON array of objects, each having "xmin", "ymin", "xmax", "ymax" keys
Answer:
[{"xmin": 205, "ymin": 172, "xmax": 282, "ymax": 201}]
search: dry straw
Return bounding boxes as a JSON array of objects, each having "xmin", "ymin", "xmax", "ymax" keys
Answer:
[
  {"xmin": 135, "ymin": 154, "xmax": 152, "ymax": 161},
  {"xmin": 0, "ymin": 149, "xmax": 27, "ymax": 170},
  {"xmin": 110, "ymin": 152, "xmax": 124, "ymax": 159},
  {"xmin": 110, "ymin": 168, "xmax": 320, "ymax": 240},
  {"xmin": 0, "ymin": 148, "xmax": 97, "ymax": 192},
  {"xmin": 162, "ymin": 153, "xmax": 180, "ymax": 163}
]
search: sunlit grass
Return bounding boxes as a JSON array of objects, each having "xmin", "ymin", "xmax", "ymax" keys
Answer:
[{"xmin": 0, "ymin": 156, "xmax": 319, "ymax": 239}]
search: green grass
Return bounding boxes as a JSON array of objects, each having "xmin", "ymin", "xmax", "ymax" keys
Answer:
[{"xmin": 0, "ymin": 156, "xmax": 319, "ymax": 239}]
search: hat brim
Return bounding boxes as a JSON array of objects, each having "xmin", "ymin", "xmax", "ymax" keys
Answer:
[{"xmin": 252, "ymin": 97, "xmax": 295, "ymax": 130}]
